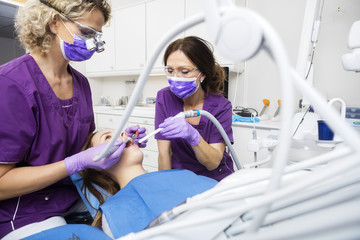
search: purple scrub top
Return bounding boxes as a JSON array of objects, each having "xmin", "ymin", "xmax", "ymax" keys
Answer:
[
  {"xmin": 155, "ymin": 87, "xmax": 234, "ymax": 181},
  {"xmin": 0, "ymin": 54, "xmax": 95, "ymax": 238}
]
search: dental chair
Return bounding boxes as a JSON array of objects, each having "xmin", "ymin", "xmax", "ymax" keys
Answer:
[
  {"xmin": 75, "ymin": 169, "xmax": 217, "ymax": 239},
  {"xmin": 21, "ymin": 224, "xmax": 112, "ymax": 240}
]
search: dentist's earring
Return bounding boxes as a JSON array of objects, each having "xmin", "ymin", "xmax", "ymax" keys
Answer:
[{"xmin": 205, "ymin": 0, "xmax": 263, "ymax": 62}]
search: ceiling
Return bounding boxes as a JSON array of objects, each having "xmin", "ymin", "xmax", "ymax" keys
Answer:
[{"xmin": 0, "ymin": 1, "xmax": 20, "ymax": 39}]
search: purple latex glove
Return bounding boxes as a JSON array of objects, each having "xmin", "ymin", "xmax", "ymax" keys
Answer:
[
  {"xmin": 125, "ymin": 125, "xmax": 147, "ymax": 148},
  {"xmin": 64, "ymin": 140, "xmax": 125, "ymax": 176},
  {"xmin": 159, "ymin": 117, "xmax": 201, "ymax": 146}
]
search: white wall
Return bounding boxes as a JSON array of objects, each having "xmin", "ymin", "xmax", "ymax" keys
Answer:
[
  {"xmin": 312, "ymin": 0, "xmax": 360, "ymax": 108},
  {"xmin": 243, "ymin": 0, "xmax": 360, "ymax": 116}
]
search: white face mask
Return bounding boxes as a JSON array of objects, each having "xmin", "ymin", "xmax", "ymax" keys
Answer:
[{"xmin": 167, "ymin": 73, "xmax": 202, "ymax": 99}]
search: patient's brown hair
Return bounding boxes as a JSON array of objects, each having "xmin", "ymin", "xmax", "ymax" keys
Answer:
[{"xmin": 80, "ymin": 132, "xmax": 120, "ymax": 228}]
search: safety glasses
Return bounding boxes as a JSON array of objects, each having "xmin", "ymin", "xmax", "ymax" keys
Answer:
[
  {"xmin": 40, "ymin": 0, "xmax": 105, "ymax": 52},
  {"xmin": 164, "ymin": 66, "xmax": 198, "ymax": 77}
]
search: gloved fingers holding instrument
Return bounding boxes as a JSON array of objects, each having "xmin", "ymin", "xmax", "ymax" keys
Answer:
[
  {"xmin": 64, "ymin": 140, "xmax": 126, "ymax": 176},
  {"xmin": 125, "ymin": 125, "xmax": 147, "ymax": 148},
  {"xmin": 159, "ymin": 116, "xmax": 201, "ymax": 146}
]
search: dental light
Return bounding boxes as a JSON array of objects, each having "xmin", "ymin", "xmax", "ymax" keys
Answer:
[{"xmin": 95, "ymin": 0, "xmax": 360, "ymax": 237}]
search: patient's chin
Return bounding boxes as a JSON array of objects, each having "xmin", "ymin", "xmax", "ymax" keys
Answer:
[{"xmin": 121, "ymin": 147, "xmax": 144, "ymax": 164}]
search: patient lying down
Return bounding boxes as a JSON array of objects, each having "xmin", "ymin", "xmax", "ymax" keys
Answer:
[{"xmin": 80, "ymin": 130, "xmax": 217, "ymax": 239}]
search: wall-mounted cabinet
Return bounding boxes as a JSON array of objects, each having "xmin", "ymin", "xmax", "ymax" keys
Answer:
[
  {"xmin": 85, "ymin": 20, "xmax": 116, "ymax": 74},
  {"xmin": 146, "ymin": 0, "xmax": 185, "ymax": 71},
  {"xmin": 115, "ymin": 4, "xmax": 146, "ymax": 72},
  {"xmin": 85, "ymin": 0, "xmax": 244, "ymax": 77}
]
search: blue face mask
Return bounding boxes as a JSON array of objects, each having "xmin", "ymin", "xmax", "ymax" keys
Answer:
[
  {"xmin": 168, "ymin": 73, "xmax": 202, "ymax": 99},
  {"xmin": 58, "ymin": 18, "xmax": 96, "ymax": 62}
]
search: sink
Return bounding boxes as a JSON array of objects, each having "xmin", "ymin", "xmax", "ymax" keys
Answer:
[
  {"xmin": 111, "ymin": 105, "xmax": 155, "ymax": 110},
  {"xmin": 136, "ymin": 104, "xmax": 155, "ymax": 108},
  {"xmin": 112, "ymin": 106, "xmax": 126, "ymax": 110},
  {"xmin": 288, "ymin": 139, "xmax": 332, "ymax": 162}
]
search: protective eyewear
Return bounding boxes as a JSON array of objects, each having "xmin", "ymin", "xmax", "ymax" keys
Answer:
[
  {"xmin": 164, "ymin": 66, "xmax": 198, "ymax": 77},
  {"xmin": 40, "ymin": 0, "xmax": 105, "ymax": 52}
]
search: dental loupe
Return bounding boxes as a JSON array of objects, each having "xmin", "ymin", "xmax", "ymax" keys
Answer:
[
  {"xmin": 94, "ymin": 0, "xmax": 360, "ymax": 237},
  {"xmin": 85, "ymin": 37, "xmax": 105, "ymax": 53}
]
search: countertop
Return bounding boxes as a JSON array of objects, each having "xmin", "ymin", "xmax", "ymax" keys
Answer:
[
  {"xmin": 94, "ymin": 106, "xmax": 281, "ymax": 130},
  {"xmin": 232, "ymin": 121, "xmax": 281, "ymax": 130},
  {"xmin": 93, "ymin": 105, "xmax": 155, "ymax": 118}
]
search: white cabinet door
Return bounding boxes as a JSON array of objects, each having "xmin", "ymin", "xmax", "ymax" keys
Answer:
[
  {"xmin": 115, "ymin": 5, "xmax": 146, "ymax": 71},
  {"xmin": 146, "ymin": 0, "xmax": 185, "ymax": 70},
  {"xmin": 85, "ymin": 20, "xmax": 116, "ymax": 73},
  {"xmin": 95, "ymin": 113, "xmax": 124, "ymax": 130},
  {"xmin": 142, "ymin": 149, "xmax": 158, "ymax": 171}
]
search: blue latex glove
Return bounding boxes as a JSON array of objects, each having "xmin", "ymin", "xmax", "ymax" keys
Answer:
[
  {"xmin": 125, "ymin": 125, "xmax": 147, "ymax": 148},
  {"xmin": 64, "ymin": 141, "xmax": 125, "ymax": 176},
  {"xmin": 159, "ymin": 117, "xmax": 201, "ymax": 146}
]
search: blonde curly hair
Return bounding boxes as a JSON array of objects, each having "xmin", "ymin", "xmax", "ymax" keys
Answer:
[{"xmin": 15, "ymin": 0, "xmax": 111, "ymax": 55}]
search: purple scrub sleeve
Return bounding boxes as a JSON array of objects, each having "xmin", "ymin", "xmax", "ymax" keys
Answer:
[
  {"xmin": 0, "ymin": 54, "xmax": 95, "ymax": 238},
  {"xmin": 155, "ymin": 87, "xmax": 234, "ymax": 181}
]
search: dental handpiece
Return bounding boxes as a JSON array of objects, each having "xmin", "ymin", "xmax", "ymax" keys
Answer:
[
  {"xmin": 138, "ymin": 128, "xmax": 163, "ymax": 144},
  {"xmin": 138, "ymin": 110, "xmax": 200, "ymax": 144},
  {"xmin": 124, "ymin": 134, "xmax": 137, "ymax": 144}
]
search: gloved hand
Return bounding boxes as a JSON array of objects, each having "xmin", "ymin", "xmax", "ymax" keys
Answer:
[
  {"xmin": 159, "ymin": 117, "xmax": 201, "ymax": 146},
  {"xmin": 125, "ymin": 125, "xmax": 147, "ymax": 148},
  {"xmin": 64, "ymin": 141, "xmax": 125, "ymax": 176}
]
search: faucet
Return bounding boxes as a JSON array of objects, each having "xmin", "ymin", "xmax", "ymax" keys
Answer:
[
  {"xmin": 328, "ymin": 98, "xmax": 346, "ymax": 119},
  {"xmin": 328, "ymin": 98, "xmax": 346, "ymax": 141}
]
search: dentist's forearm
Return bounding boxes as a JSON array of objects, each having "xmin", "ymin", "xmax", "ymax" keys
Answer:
[
  {"xmin": 0, "ymin": 161, "xmax": 68, "ymax": 200},
  {"xmin": 192, "ymin": 139, "xmax": 224, "ymax": 171}
]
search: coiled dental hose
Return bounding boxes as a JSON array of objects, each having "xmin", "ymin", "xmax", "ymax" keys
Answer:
[{"xmin": 139, "ymin": 110, "xmax": 241, "ymax": 170}]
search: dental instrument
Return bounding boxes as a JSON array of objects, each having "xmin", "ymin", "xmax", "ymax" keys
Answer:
[
  {"xmin": 138, "ymin": 128, "xmax": 162, "ymax": 144},
  {"xmin": 273, "ymin": 99, "xmax": 281, "ymax": 118},
  {"xmin": 137, "ymin": 112, "xmax": 184, "ymax": 144},
  {"xmin": 126, "ymin": 134, "xmax": 138, "ymax": 143},
  {"xmin": 259, "ymin": 99, "xmax": 270, "ymax": 117},
  {"xmin": 251, "ymin": 115, "xmax": 257, "ymax": 165}
]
